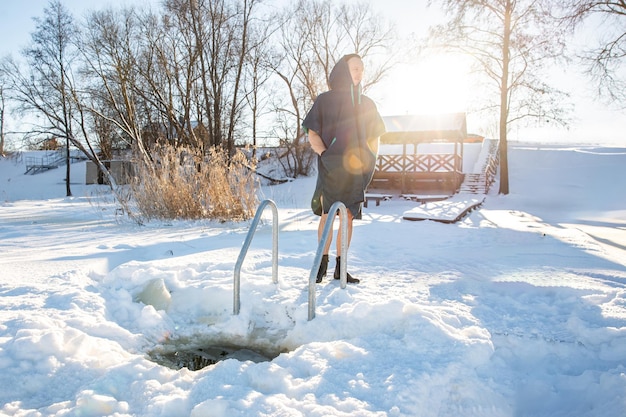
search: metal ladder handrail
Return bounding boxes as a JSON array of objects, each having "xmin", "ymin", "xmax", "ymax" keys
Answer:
[
  {"xmin": 308, "ymin": 201, "xmax": 348, "ymax": 320},
  {"xmin": 233, "ymin": 199, "xmax": 279, "ymax": 315}
]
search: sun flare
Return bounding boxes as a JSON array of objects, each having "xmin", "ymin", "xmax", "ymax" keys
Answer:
[{"xmin": 375, "ymin": 54, "xmax": 472, "ymax": 116}]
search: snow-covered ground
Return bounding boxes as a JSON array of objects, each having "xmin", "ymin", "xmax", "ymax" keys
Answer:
[{"xmin": 1, "ymin": 145, "xmax": 625, "ymax": 416}]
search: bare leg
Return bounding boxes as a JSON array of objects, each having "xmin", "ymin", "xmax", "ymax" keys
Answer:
[
  {"xmin": 319, "ymin": 207, "xmax": 354, "ymax": 256},
  {"xmin": 318, "ymin": 212, "xmax": 333, "ymax": 255},
  {"xmin": 317, "ymin": 195, "xmax": 332, "ymax": 254}
]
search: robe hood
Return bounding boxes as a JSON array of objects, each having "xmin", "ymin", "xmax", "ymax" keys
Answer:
[{"xmin": 328, "ymin": 54, "xmax": 362, "ymax": 104}]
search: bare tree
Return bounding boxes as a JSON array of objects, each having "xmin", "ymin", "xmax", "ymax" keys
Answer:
[
  {"xmin": 81, "ymin": 7, "xmax": 162, "ymax": 166},
  {"xmin": 3, "ymin": 1, "xmax": 122, "ymax": 195},
  {"xmin": 148, "ymin": 0, "xmax": 263, "ymax": 155},
  {"xmin": 428, "ymin": 0, "xmax": 570, "ymax": 194},
  {"xmin": 81, "ymin": 0, "xmax": 272, "ymax": 164},
  {"xmin": 1, "ymin": 2, "xmax": 136, "ymax": 205},
  {"xmin": 269, "ymin": 1, "xmax": 319, "ymax": 177},
  {"xmin": 6, "ymin": 0, "xmax": 80, "ymax": 196},
  {"xmin": 152, "ymin": 0, "xmax": 204, "ymax": 149},
  {"xmin": 0, "ymin": 74, "xmax": 6, "ymax": 156},
  {"xmin": 242, "ymin": 14, "xmax": 277, "ymax": 157},
  {"xmin": 83, "ymin": 4, "xmax": 214, "ymax": 155},
  {"xmin": 560, "ymin": 1, "xmax": 626, "ymax": 106},
  {"xmin": 225, "ymin": 0, "xmax": 257, "ymax": 154},
  {"xmin": 336, "ymin": 1, "xmax": 395, "ymax": 91},
  {"xmin": 271, "ymin": 0, "xmax": 395, "ymax": 177}
]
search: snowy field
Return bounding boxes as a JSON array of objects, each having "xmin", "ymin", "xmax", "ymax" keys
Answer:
[{"xmin": 1, "ymin": 144, "xmax": 625, "ymax": 416}]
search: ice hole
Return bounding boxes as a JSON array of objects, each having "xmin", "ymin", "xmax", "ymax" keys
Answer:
[
  {"xmin": 148, "ymin": 340, "xmax": 286, "ymax": 371},
  {"xmin": 137, "ymin": 280, "xmax": 290, "ymax": 370}
]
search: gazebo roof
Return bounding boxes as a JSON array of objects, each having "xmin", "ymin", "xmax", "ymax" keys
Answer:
[{"xmin": 381, "ymin": 113, "xmax": 467, "ymax": 144}]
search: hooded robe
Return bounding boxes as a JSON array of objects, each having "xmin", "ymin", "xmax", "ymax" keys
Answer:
[{"xmin": 302, "ymin": 54, "xmax": 386, "ymax": 219}]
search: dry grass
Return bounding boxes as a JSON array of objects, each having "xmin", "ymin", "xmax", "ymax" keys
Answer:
[{"xmin": 131, "ymin": 145, "xmax": 259, "ymax": 221}]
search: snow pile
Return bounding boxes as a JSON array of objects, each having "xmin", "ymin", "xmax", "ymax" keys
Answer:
[{"xmin": 1, "ymin": 145, "xmax": 625, "ymax": 416}]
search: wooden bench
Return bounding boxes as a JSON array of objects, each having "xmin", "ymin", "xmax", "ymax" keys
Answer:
[
  {"xmin": 401, "ymin": 194, "xmax": 451, "ymax": 204},
  {"xmin": 364, "ymin": 193, "xmax": 392, "ymax": 208},
  {"xmin": 402, "ymin": 197, "xmax": 485, "ymax": 223}
]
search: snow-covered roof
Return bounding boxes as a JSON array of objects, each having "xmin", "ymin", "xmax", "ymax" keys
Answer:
[{"xmin": 382, "ymin": 113, "xmax": 467, "ymax": 144}]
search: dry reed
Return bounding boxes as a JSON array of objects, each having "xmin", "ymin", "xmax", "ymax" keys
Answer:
[{"xmin": 131, "ymin": 145, "xmax": 259, "ymax": 221}]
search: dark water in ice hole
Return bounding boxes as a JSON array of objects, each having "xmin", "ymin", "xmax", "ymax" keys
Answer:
[{"xmin": 149, "ymin": 343, "xmax": 284, "ymax": 371}]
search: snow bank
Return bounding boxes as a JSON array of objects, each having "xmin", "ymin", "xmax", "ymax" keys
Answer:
[{"xmin": 1, "ymin": 145, "xmax": 625, "ymax": 416}]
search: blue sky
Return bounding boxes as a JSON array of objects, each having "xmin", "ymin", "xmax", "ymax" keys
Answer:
[
  {"xmin": 1, "ymin": 0, "xmax": 624, "ymax": 145},
  {"xmin": 0, "ymin": 0, "xmax": 52, "ymax": 56},
  {"xmin": 0, "ymin": 0, "xmax": 156, "ymax": 56}
]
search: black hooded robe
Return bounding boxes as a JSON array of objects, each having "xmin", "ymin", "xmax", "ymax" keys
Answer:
[{"xmin": 302, "ymin": 55, "xmax": 386, "ymax": 220}]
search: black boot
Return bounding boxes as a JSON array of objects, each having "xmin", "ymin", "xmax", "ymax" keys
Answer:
[
  {"xmin": 316, "ymin": 254, "xmax": 329, "ymax": 283},
  {"xmin": 333, "ymin": 257, "xmax": 360, "ymax": 284}
]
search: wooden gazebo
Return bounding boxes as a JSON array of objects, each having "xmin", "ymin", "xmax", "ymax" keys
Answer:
[{"xmin": 370, "ymin": 113, "xmax": 467, "ymax": 194}]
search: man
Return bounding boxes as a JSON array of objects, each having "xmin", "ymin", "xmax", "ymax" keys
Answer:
[{"xmin": 302, "ymin": 54, "xmax": 386, "ymax": 284}]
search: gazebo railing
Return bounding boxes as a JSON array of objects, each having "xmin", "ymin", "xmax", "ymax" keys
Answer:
[{"xmin": 375, "ymin": 153, "xmax": 458, "ymax": 173}]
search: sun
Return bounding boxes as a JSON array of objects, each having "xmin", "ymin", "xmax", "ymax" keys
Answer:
[{"xmin": 373, "ymin": 53, "xmax": 473, "ymax": 116}]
